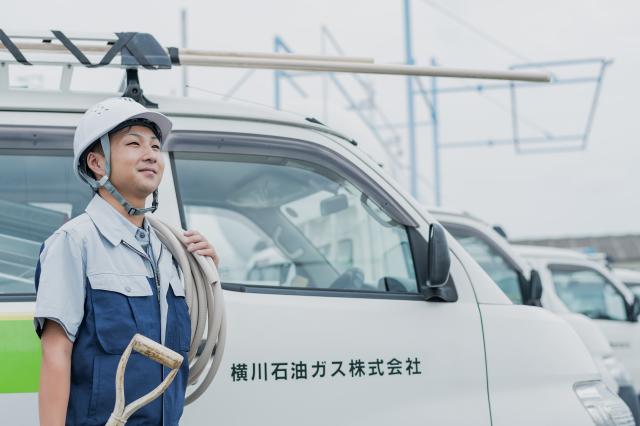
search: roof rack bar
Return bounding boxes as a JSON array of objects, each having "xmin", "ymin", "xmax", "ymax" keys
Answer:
[
  {"xmin": 181, "ymin": 48, "xmax": 374, "ymax": 64},
  {"xmin": 2, "ymin": 31, "xmax": 374, "ymax": 63},
  {"xmin": 3, "ymin": 30, "xmax": 118, "ymax": 43},
  {"xmin": 180, "ymin": 55, "xmax": 550, "ymax": 82},
  {"xmin": 0, "ymin": 33, "xmax": 551, "ymax": 82},
  {"xmin": 3, "ymin": 42, "xmax": 374, "ymax": 64}
]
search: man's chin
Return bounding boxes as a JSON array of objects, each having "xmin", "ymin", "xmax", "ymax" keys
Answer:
[{"xmin": 130, "ymin": 184, "xmax": 160, "ymax": 199}]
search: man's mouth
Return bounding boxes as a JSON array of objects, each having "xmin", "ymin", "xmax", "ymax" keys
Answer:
[{"xmin": 138, "ymin": 168, "xmax": 157, "ymax": 175}]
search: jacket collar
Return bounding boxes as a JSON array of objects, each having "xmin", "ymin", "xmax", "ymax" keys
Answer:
[{"xmin": 85, "ymin": 194, "xmax": 149, "ymax": 253}]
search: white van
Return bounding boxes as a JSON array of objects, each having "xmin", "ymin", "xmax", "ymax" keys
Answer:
[
  {"xmin": 0, "ymin": 91, "xmax": 635, "ymax": 426},
  {"xmin": 515, "ymin": 246, "xmax": 640, "ymax": 409},
  {"xmin": 430, "ymin": 208, "xmax": 640, "ymax": 422},
  {"xmin": 0, "ymin": 45, "xmax": 634, "ymax": 425}
]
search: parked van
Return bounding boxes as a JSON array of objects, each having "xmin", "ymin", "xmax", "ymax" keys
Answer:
[
  {"xmin": 515, "ymin": 245, "xmax": 640, "ymax": 411},
  {"xmin": 0, "ymin": 33, "xmax": 634, "ymax": 424},
  {"xmin": 430, "ymin": 207, "xmax": 640, "ymax": 423}
]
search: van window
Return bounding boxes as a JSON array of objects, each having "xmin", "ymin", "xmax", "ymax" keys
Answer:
[
  {"xmin": 549, "ymin": 265, "xmax": 628, "ymax": 321},
  {"xmin": 446, "ymin": 226, "xmax": 523, "ymax": 304},
  {"xmin": 0, "ymin": 151, "xmax": 92, "ymax": 298},
  {"xmin": 172, "ymin": 152, "xmax": 418, "ymax": 293}
]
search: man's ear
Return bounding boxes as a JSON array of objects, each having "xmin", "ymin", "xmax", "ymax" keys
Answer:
[{"xmin": 86, "ymin": 151, "xmax": 106, "ymax": 180}]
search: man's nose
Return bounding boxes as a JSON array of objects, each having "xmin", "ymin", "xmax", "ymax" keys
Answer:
[{"xmin": 141, "ymin": 143, "xmax": 159, "ymax": 161}]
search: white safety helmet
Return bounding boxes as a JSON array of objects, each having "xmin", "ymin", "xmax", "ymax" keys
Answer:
[{"xmin": 73, "ymin": 97, "xmax": 172, "ymax": 215}]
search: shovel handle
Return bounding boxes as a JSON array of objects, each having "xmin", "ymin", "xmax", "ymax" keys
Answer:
[
  {"xmin": 106, "ymin": 334, "xmax": 184, "ymax": 426},
  {"xmin": 131, "ymin": 333, "xmax": 183, "ymax": 369}
]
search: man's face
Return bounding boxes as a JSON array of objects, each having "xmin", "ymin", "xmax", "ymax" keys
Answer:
[{"xmin": 107, "ymin": 125, "xmax": 164, "ymax": 199}]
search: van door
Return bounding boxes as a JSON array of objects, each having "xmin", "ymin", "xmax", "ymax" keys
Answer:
[
  {"xmin": 168, "ymin": 140, "xmax": 491, "ymax": 426},
  {"xmin": 547, "ymin": 264, "xmax": 640, "ymax": 391}
]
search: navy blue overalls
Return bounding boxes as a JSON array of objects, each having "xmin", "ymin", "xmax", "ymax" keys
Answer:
[{"xmin": 34, "ymin": 194, "xmax": 191, "ymax": 425}]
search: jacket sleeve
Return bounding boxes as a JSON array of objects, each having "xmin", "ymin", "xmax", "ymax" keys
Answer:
[{"xmin": 33, "ymin": 230, "xmax": 86, "ymax": 342}]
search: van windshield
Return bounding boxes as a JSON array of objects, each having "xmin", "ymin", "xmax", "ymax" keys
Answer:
[
  {"xmin": 172, "ymin": 151, "xmax": 418, "ymax": 293},
  {"xmin": 445, "ymin": 226, "xmax": 523, "ymax": 304},
  {"xmin": 549, "ymin": 264, "xmax": 628, "ymax": 321}
]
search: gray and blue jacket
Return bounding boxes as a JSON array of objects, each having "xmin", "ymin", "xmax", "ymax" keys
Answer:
[{"xmin": 34, "ymin": 194, "xmax": 191, "ymax": 425}]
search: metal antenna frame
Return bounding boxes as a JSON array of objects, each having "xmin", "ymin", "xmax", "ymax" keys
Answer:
[
  {"xmin": 270, "ymin": 7, "xmax": 608, "ymax": 206},
  {"xmin": 273, "ymin": 33, "xmax": 406, "ymax": 179},
  {"xmin": 401, "ymin": 0, "xmax": 611, "ymax": 204},
  {"xmin": 0, "ymin": 27, "xmax": 560, "ymax": 204}
]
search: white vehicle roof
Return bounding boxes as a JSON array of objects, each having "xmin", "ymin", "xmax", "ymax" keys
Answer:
[
  {"xmin": 425, "ymin": 206, "xmax": 490, "ymax": 226},
  {"xmin": 515, "ymin": 244, "xmax": 635, "ymax": 304},
  {"xmin": 614, "ymin": 268, "xmax": 640, "ymax": 286},
  {"xmin": 0, "ymin": 89, "xmax": 359, "ymax": 144},
  {"xmin": 514, "ymin": 244, "xmax": 591, "ymax": 261}
]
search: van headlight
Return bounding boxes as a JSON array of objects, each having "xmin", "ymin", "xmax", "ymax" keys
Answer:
[
  {"xmin": 575, "ymin": 381, "xmax": 635, "ymax": 426},
  {"xmin": 603, "ymin": 356, "xmax": 634, "ymax": 387}
]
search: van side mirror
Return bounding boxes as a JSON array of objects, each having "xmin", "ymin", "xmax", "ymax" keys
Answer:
[
  {"xmin": 427, "ymin": 223, "xmax": 451, "ymax": 287},
  {"xmin": 628, "ymin": 296, "xmax": 640, "ymax": 322},
  {"xmin": 524, "ymin": 269, "xmax": 543, "ymax": 307},
  {"xmin": 408, "ymin": 226, "xmax": 457, "ymax": 303}
]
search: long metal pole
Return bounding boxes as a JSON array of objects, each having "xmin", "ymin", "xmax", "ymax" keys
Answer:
[
  {"xmin": 1, "ymin": 42, "xmax": 551, "ymax": 81},
  {"xmin": 180, "ymin": 8, "xmax": 188, "ymax": 97},
  {"xmin": 404, "ymin": 0, "xmax": 418, "ymax": 198},
  {"xmin": 179, "ymin": 55, "xmax": 549, "ymax": 80},
  {"xmin": 274, "ymin": 37, "xmax": 281, "ymax": 110},
  {"xmin": 321, "ymin": 27, "xmax": 329, "ymax": 122},
  {"xmin": 431, "ymin": 57, "xmax": 441, "ymax": 206}
]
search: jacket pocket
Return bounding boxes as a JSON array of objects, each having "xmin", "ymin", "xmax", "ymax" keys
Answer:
[
  {"xmin": 90, "ymin": 353, "xmax": 162, "ymax": 425},
  {"xmin": 89, "ymin": 273, "xmax": 153, "ymax": 354}
]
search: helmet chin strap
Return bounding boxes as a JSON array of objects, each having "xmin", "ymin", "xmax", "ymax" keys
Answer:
[{"xmin": 80, "ymin": 134, "xmax": 159, "ymax": 216}]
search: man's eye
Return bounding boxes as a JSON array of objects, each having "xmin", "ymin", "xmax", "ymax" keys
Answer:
[
  {"xmin": 152, "ymin": 145, "xmax": 161, "ymax": 150},
  {"xmin": 127, "ymin": 141, "xmax": 140, "ymax": 146}
]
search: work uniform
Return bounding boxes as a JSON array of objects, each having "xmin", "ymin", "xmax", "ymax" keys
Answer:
[{"xmin": 34, "ymin": 194, "xmax": 191, "ymax": 425}]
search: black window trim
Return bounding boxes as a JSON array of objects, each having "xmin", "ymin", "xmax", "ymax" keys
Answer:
[
  {"xmin": 168, "ymin": 131, "xmax": 452, "ymax": 301},
  {"xmin": 165, "ymin": 130, "xmax": 418, "ymax": 228}
]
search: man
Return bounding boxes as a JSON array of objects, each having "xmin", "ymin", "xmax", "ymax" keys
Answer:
[{"xmin": 34, "ymin": 97, "xmax": 217, "ymax": 425}]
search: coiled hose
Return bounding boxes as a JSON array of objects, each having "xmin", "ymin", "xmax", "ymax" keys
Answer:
[{"xmin": 146, "ymin": 215, "xmax": 227, "ymax": 405}]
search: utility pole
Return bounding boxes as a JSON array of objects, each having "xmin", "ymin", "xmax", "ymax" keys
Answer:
[
  {"xmin": 403, "ymin": 0, "xmax": 418, "ymax": 199},
  {"xmin": 180, "ymin": 8, "xmax": 189, "ymax": 97}
]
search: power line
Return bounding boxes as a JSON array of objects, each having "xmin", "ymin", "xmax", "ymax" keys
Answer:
[{"xmin": 420, "ymin": 0, "xmax": 531, "ymax": 63}]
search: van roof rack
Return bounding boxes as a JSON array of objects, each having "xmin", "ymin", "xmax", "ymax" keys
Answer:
[{"xmin": 0, "ymin": 30, "xmax": 551, "ymax": 107}]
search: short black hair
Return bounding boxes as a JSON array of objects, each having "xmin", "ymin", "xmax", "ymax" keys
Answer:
[{"xmin": 80, "ymin": 118, "xmax": 162, "ymax": 180}]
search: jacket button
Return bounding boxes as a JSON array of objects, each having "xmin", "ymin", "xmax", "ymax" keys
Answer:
[{"xmin": 125, "ymin": 286, "xmax": 132, "ymax": 293}]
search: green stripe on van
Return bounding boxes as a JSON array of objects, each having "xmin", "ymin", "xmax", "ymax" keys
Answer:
[{"xmin": 0, "ymin": 319, "xmax": 40, "ymax": 393}]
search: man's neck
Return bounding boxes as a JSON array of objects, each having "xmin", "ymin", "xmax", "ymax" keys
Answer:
[{"xmin": 96, "ymin": 188, "xmax": 146, "ymax": 228}]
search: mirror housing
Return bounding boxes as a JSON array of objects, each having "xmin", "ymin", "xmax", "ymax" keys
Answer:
[
  {"xmin": 408, "ymin": 226, "xmax": 457, "ymax": 303},
  {"xmin": 492, "ymin": 225, "xmax": 508, "ymax": 239},
  {"xmin": 426, "ymin": 223, "xmax": 451, "ymax": 287},
  {"xmin": 524, "ymin": 269, "xmax": 543, "ymax": 307}
]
